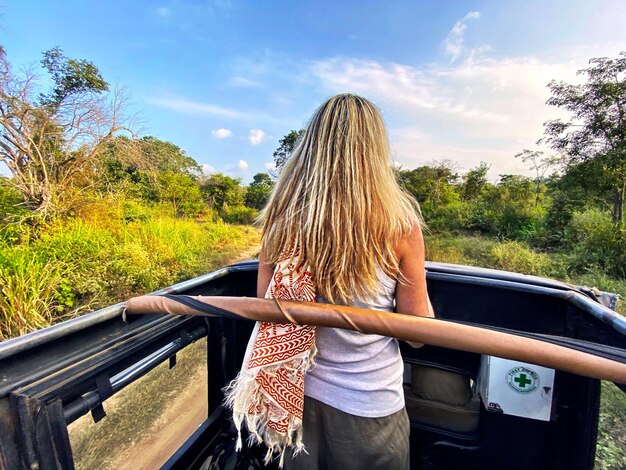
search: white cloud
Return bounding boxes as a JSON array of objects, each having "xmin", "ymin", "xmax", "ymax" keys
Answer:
[
  {"xmin": 310, "ymin": 44, "xmax": 625, "ymax": 176},
  {"xmin": 443, "ymin": 11, "xmax": 481, "ymax": 63},
  {"xmin": 248, "ymin": 129, "xmax": 266, "ymax": 145},
  {"xmin": 264, "ymin": 162, "xmax": 276, "ymax": 171},
  {"xmin": 146, "ymin": 96, "xmax": 252, "ymax": 120},
  {"xmin": 146, "ymin": 95, "xmax": 286, "ymax": 126},
  {"xmin": 237, "ymin": 160, "xmax": 249, "ymax": 171},
  {"xmin": 229, "ymin": 76, "xmax": 262, "ymax": 88},
  {"xmin": 200, "ymin": 163, "xmax": 216, "ymax": 175},
  {"xmin": 211, "ymin": 128, "xmax": 233, "ymax": 139},
  {"xmin": 156, "ymin": 6, "xmax": 171, "ymax": 18}
]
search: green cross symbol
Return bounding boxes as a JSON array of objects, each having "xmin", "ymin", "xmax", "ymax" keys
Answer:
[{"xmin": 514, "ymin": 373, "xmax": 532, "ymax": 388}]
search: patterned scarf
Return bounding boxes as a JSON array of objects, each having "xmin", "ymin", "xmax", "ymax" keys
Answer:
[{"xmin": 224, "ymin": 252, "xmax": 317, "ymax": 466}]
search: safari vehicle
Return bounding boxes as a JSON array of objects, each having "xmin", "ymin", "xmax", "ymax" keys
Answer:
[{"xmin": 1, "ymin": 260, "xmax": 625, "ymax": 470}]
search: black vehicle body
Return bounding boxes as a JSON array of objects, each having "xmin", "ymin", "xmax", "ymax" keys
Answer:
[{"xmin": 1, "ymin": 260, "xmax": 625, "ymax": 470}]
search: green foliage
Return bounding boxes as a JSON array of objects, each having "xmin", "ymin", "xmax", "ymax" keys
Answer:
[
  {"xmin": 222, "ymin": 205, "xmax": 258, "ymax": 225},
  {"xmin": 245, "ymin": 172, "xmax": 274, "ymax": 210},
  {"xmin": 460, "ymin": 162, "xmax": 490, "ymax": 200},
  {"xmin": 0, "ymin": 45, "xmax": 129, "ymax": 218},
  {"xmin": 120, "ymin": 199, "xmax": 151, "ymax": 222},
  {"xmin": 596, "ymin": 382, "xmax": 626, "ymax": 470},
  {"xmin": 0, "ymin": 197, "xmax": 260, "ymax": 339},
  {"xmin": 40, "ymin": 47, "xmax": 108, "ymax": 107},
  {"xmin": 399, "ymin": 164, "xmax": 547, "ymax": 243},
  {"xmin": 424, "ymin": 235, "xmax": 497, "ymax": 267},
  {"xmin": 138, "ymin": 136, "xmax": 200, "ymax": 176},
  {"xmin": 394, "ymin": 153, "xmax": 624, "ymax": 277},
  {"xmin": 201, "ymin": 173, "xmax": 244, "ymax": 212},
  {"xmin": 0, "ymin": 181, "xmax": 30, "ymax": 244},
  {"xmin": 542, "ymin": 52, "xmax": 626, "ymax": 225},
  {"xmin": 97, "ymin": 136, "xmax": 204, "ymax": 214},
  {"xmin": 547, "ymin": 157, "xmax": 624, "ymax": 241},
  {"xmin": 273, "ymin": 129, "xmax": 305, "ymax": 174},
  {"xmin": 156, "ymin": 171, "xmax": 204, "ymax": 216},
  {"xmin": 425, "ymin": 236, "xmax": 566, "ymax": 278},
  {"xmin": 424, "ymin": 201, "xmax": 472, "ymax": 232},
  {"xmin": 563, "ymin": 209, "xmax": 626, "ymax": 278},
  {"xmin": 399, "ymin": 163, "xmax": 460, "ymax": 210},
  {"xmin": 490, "ymin": 241, "xmax": 563, "ymax": 277},
  {"xmin": 470, "ymin": 175, "xmax": 546, "ymax": 240},
  {"xmin": 0, "ymin": 179, "xmax": 25, "ymax": 216}
]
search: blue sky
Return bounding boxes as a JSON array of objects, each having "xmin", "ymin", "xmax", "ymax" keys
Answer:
[{"xmin": 2, "ymin": 0, "xmax": 625, "ymax": 181}]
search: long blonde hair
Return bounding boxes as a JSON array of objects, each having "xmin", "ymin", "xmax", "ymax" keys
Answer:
[{"xmin": 259, "ymin": 94, "xmax": 421, "ymax": 303}]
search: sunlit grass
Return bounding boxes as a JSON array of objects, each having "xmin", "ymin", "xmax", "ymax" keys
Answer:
[
  {"xmin": 0, "ymin": 198, "xmax": 260, "ymax": 339},
  {"xmin": 0, "ymin": 249, "xmax": 69, "ymax": 340}
]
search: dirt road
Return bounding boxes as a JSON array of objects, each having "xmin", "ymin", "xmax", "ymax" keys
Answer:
[{"xmin": 110, "ymin": 364, "xmax": 208, "ymax": 469}]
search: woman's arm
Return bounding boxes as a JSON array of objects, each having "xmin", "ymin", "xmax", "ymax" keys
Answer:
[
  {"xmin": 257, "ymin": 247, "xmax": 274, "ymax": 298},
  {"xmin": 395, "ymin": 223, "xmax": 435, "ymax": 347}
]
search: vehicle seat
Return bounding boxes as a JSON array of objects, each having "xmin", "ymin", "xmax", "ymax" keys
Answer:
[{"xmin": 404, "ymin": 364, "xmax": 480, "ymax": 435}]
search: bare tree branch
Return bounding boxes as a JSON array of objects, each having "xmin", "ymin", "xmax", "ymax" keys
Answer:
[{"xmin": 0, "ymin": 47, "xmax": 134, "ymax": 216}]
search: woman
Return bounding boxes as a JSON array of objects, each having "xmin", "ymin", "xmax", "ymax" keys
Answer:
[{"xmin": 253, "ymin": 93, "xmax": 434, "ymax": 469}]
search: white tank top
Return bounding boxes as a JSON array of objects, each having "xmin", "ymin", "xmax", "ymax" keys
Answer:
[{"xmin": 304, "ymin": 271, "xmax": 404, "ymax": 418}]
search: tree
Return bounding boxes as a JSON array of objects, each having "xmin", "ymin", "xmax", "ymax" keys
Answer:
[
  {"xmin": 461, "ymin": 162, "xmax": 490, "ymax": 200},
  {"xmin": 398, "ymin": 161, "xmax": 459, "ymax": 207},
  {"xmin": 476, "ymin": 175, "xmax": 543, "ymax": 239},
  {"xmin": 157, "ymin": 171, "xmax": 204, "ymax": 216},
  {"xmin": 138, "ymin": 136, "xmax": 200, "ymax": 177},
  {"xmin": 200, "ymin": 173, "xmax": 244, "ymax": 211},
  {"xmin": 0, "ymin": 46, "xmax": 132, "ymax": 217},
  {"xmin": 542, "ymin": 52, "xmax": 626, "ymax": 224},
  {"xmin": 245, "ymin": 172, "xmax": 274, "ymax": 210},
  {"xmin": 97, "ymin": 136, "xmax": 201, "ymax": 204},
  {"xmin": 272, "ymin": 129, "xmax": 304, "ymax": 175},
  {"xmin": 514, "ymin": 150, "xmax": 559, "ymax": 206}
]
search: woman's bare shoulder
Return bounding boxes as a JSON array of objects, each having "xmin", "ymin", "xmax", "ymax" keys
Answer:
[{"xmin": 395, "ymin": 222, "xmax": 425, "ymax": 259}]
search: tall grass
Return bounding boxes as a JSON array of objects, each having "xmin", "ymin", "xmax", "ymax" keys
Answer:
[
  {"xmin": 0, "ymin": 249, "xmax": 69, "ymax": 340},
  {"xmin": 0, "ymin": 198, "xmax": 260, "ymax": 339}
]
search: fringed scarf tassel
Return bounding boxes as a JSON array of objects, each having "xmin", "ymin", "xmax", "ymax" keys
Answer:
[{"xmin": 223, "ymin": 253, "xmax": 317, "ymax": 467}]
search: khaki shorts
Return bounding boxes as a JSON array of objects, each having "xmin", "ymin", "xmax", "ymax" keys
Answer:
[{"xmin": 285, "ymin": 396, "xmax": 410, "ymax": 470}]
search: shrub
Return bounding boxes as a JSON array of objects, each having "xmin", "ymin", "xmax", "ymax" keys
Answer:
[
  {"xmin": 0, "ymin": 183, "xmax": 32, "ymax": 244},
  {"xmin": 0, "ymin": 182, "xmax": 27, "ymax": 216},
  {"xmin": 222, "ymin": 206, "xmax": 258, "ymax": 225},
  {"xmin": 425, "ymin": 237, "xmax": 468, "ymax": 265},
  {"xmin": 122, "ymin": 200, "xmax": 151, "ymax": 222},
  {"xmin": 490, "ymin": 240, "xmax": 562, "ymax": 277},
  {"xmin": 425, "ymin": 201, "xmax": 472, "ymax": 233},
  {"xmin": 468, "ymin": 202, "xmax": 546, "ymax": 242},
  {"xmin": 72, "ymin": 196, "xmax": 125, "ymax": 227},
  {"xmin": 425, "ymin": 235, "xmax": 496, "ymax": 267},
  {"xmin": 563, "ymin": 209, "xmax": 626, "ymax": 278}
]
